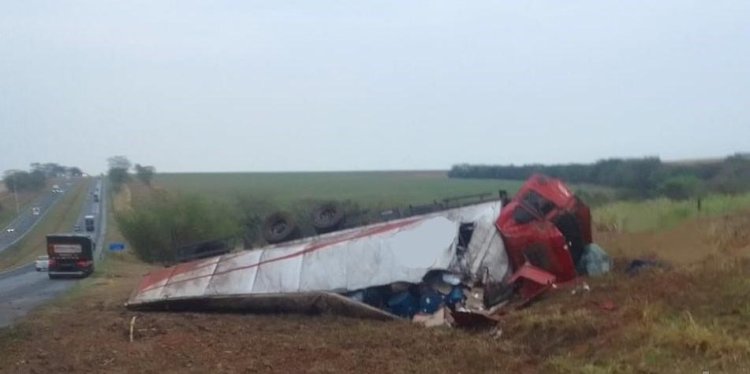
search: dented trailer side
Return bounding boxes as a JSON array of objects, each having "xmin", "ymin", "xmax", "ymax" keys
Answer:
[{"xmin": 127, "ymin": 201, "xmax": 509, "ymax": 313}]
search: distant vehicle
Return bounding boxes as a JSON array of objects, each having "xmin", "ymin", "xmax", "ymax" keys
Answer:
[
  {"xmin": 93, "ymin": 193, "xmax": 99, "ymax": 203},
  {"xmin": 46, "ymin": 234, "xmax": 95, "ymax": 278},
  {"xmin": 32, "ymin": 207, "xmax": 40, "ymax": 215},
  {"xmin": 84, "ymin": 215, "xmax": 95, "ymax": 232},
  {"xmin": 35, "ymin": 255, "xmax": 49, "ymax": 271},
  {"xmin": 73, "ymin": 224, "xmax": 82, "ymax": 232},
  {"xmin": 52, "ymin": 184, "xmax": 62, "ymax": 193},
  {"xmin": 6, "ymin": 228, "xmax": 14, "ymax": 233}
]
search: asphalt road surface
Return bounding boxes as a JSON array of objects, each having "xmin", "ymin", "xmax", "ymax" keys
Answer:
[
  {"xmin": 0, "ymin": 178, "xmax": 107, "ymax": 328},
  {"xmin": 0, "ymin": 182, "xmax": 74, "ymax": 253}
]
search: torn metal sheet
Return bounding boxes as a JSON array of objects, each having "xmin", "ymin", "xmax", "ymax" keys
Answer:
[
  {"xmin": 127, "ymin": 201, "xmax": 508, "ymax": 313},
  {"xmin": 128, "ymin": 292, "xmax": 399, "ymax": 321}
]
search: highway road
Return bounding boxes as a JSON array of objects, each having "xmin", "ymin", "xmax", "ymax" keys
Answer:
[
  {"xmin": 0, "ymin": 181, "xmax": 74, "ymax": 253},
  {"xmin": 0, "ymin": 178, "xmax": 107, "ymax": 328}
]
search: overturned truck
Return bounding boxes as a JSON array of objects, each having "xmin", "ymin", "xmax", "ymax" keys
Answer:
[{"xmin": 127, "ymin": 174, "xmax": 606, "ymax": 324}]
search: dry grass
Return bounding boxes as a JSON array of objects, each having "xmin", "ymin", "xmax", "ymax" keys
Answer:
[
  {"xmin": 1, "ymin": 196, "xmax": 750, "ymax": 372},
  {"xmin": 2, "ymin": 253, "xmax": 748, "ymax": 373}
]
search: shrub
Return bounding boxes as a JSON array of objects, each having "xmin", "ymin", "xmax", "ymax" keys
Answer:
[
  {"xmin": 574, "ymin": 189, "xmax": 612, "ymax": 208},
  {"xmin": 117, "ymin": 192, "xmax": 241, "ymax": 263},
  {"xmin": 659, "ymin": 175, "xmax": 704, "ymax": 201}
]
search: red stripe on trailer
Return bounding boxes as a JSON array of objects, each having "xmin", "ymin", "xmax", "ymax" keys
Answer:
[{"xmin": 136, "ymin": 217, "xmax": 423, "ymax": 294}]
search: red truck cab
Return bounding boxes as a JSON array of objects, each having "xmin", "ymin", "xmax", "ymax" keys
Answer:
[{"xmin": 497, "ymin": 174, "xmax": 592, "ymax": 283}]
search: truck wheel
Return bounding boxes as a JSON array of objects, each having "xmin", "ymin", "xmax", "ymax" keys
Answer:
[
  {"xmin": 263, "ymin": 212, "xmax": 301, "ymax": 244},
  {"xmin": 311, "ymin": 202, "xmax": 345, "ymax": 234}
]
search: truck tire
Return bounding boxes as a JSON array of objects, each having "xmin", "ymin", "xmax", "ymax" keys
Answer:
[
  {"xmin": 311, "ymin": 202, "xmax": 345, "ymax": 234},
  {"xmin": 263, "ymin": 212, "xmax": 301, "ymax": 244}
]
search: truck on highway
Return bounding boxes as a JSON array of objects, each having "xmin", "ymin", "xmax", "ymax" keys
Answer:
[
  {"xmin": 46, "ymin": 234, "xmax": 95, "ymax": 279},
  {"xmin": 84, "ymin": 215, "xmax": 95, "ymax": 232}
]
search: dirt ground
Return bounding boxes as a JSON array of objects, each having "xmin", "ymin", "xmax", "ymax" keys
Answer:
[{"xmin": 1, "ymin": 211, "xmax": 749, "ymax": 373}]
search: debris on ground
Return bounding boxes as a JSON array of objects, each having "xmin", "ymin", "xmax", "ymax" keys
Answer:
[
  {"xmin": 577, "ymin": 243, "xmax": 613, "ymax": 276},
  {"xmin": 598, "ymin": 300, "xmax": 617, "ymax": 311},
  {"xmin": 625, "ymin": 258, "xmax": 669, "ymax": 276}
]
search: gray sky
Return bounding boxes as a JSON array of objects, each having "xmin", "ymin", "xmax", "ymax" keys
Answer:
[{"xmin": 1, "ymin": 1, "xmax": 748, "ymax": 173}]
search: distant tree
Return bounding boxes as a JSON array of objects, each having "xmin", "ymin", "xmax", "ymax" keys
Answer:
[
  {"xmin": 3, "ymin": 170, "xmax": 46, "ymax": 192},
  {"xmin": 107, "ymin": 156, "xmax": 132, "ymax": 192},
  {"xmin": 708, "ymin": 155, "xmax": 750, "ymax": 194},
  {"xmin": 30, "ymin": 162, "xmax": 62, "ymax": 177},
  {"xmin": 67, "ymin": 167, "xmax": 83, "ymax": 177},
  {"xmin": 134, "ymin": 164, "xmax": 156, "ymax": 186},
  {"xmin": 107, "ymin": 156, "xmax": 132, "ymax": 171},
  {"xmin": 450, "ymin": 154, "xmax": 750, "ymax": 198},
  {"xmin": 29, "ymin": 169, "xmax": 46, "ymax": 189},
  {"xmin": 108, "ymin": 168, "xmax": 130, "ymax": 192},
  {"xmin": 658, "ymin": 175, "xmax": 704, "ymax": 200}
]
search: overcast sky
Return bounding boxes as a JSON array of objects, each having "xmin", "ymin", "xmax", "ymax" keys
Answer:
[{"xmin": 1, "ymin": 1, "xmax": 748, "ymax": 173}]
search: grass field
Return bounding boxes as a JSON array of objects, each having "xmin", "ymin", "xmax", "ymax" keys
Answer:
[
  {"xmin": 594, "ymin": 192, "xmax": 750, "ymax": 233},
  {"xmin": 153, "ymin": 171, "xmax": 609, "ymax": 211},
  {"xmin": 2, "ymin": 177, "xmax": 750, "ymax": 372},
  {"xmin": 2, "ymin": 209, "xmax": 749, "ymax": 373}
]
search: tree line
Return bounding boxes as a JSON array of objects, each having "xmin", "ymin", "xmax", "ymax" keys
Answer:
[
  {"xmin": 107, "ymin": 155, "xmax": 155, "ymax": 192},
  {"xmin": 448, "ymin": 153, "xmax": 750, "ymax": 200},
  {"xmin": 2, "ymin": 162, "xmax": 83, "ymax": 193}
]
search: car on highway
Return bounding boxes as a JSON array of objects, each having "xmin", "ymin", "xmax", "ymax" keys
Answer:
[
  {"xmin": 35, "ymin": 255, "xmax": 49, "ymax": 271},
  {"xmin": 5, "ymin": 228, "xmax": 14, "ymax": 233},
  {"xmin": 84, "ymin": 215, "xmax": 95, "ymax": 232},
  {"xmin": 73, "ymin": 224, "xmax": 82, "ymax": 232},
  {"xmin": 32, "ymin": 207, "xmax": 41, "ymax": 215}
]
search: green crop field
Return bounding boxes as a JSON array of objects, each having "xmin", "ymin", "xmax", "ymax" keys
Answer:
[
  {"xmin": 152, "ymin": 171, "xmax": 750, "ymax": 233},
  {"xmin": 154, "ymin": 171, "xmax": 520, "ymax": 210},
  {"xmin": 153, "ymin": 171, "xmax": 610, "ymax": 211}
]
